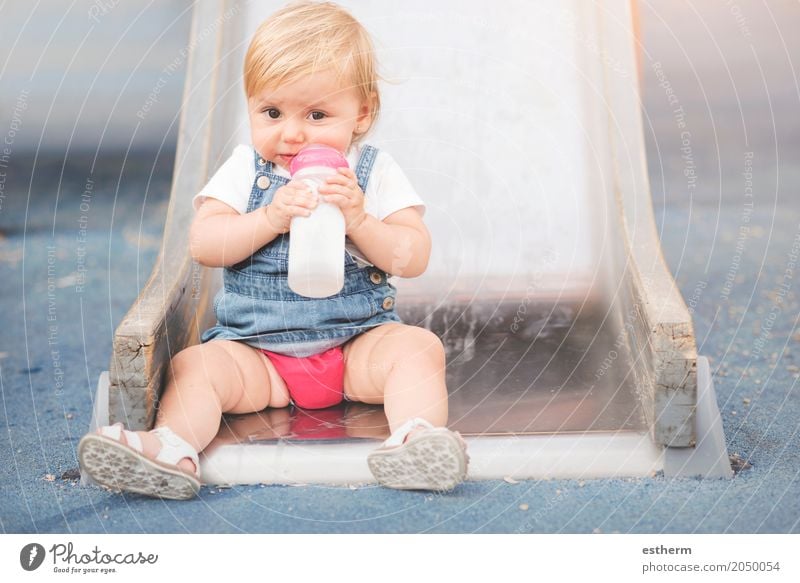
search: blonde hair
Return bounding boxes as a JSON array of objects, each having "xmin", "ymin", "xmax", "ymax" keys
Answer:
[{"xmin": 244, "ymin": 2, "xmax": 380, "ymax": 137}]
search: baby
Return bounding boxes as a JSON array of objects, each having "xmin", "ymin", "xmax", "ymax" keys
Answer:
[
  {"xmin": 78, "ymin": 2, "xmax": 468, "ymax": 499},
  {"xmin": 78, "ymin": 0, "xmax": 468, "ymax": 499}
]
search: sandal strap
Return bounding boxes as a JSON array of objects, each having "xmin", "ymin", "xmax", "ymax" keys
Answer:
[
  {"xmin": 383, "ymin": 417, "xmax": 434, "ymax": 448},
  {"xmin": 151, "ymin": 426, "xmax": 200, "ymax": 475},
  {"xmin": 124, "ymin": 430, "xmax": 143, "ymax": 452},
  {"xmin": 98, "ymin": 423, "xmax": 122, "ymax": 440},
  {"xmin": 99, "ymin": 423, "xmax": 143, "ymax": 453}
]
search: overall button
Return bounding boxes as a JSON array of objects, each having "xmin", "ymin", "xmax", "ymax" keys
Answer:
[
  {"xmin": 369, "ymin": 271, "xmax": 383, "ymax": 285},
  {"xmin": 258, "ymin": 157, "xmax": 266, "ymax": 166},
  {"xmin": 256, "ymin": 175, "xmax": 270, "ymax": 190},
  {"xmin": 382, "ymin": 296, "xmax": 394, "ymax": 310}
]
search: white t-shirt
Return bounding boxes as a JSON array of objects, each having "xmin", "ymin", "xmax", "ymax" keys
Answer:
[{"xmin": 193, "ymin": 143, "xmax": 424, "ymax": 268}]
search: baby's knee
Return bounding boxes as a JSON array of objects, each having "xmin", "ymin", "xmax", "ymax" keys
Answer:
[
  {"xmin": 396, "ymin": 326, "xmax": 445, "ymax": 363},
  {"xmin": 166, "ymin": 343, "xmax": 242, "ymax": 405},
  {"xmin": 168, "ymin": 343, "xmax": 233, "ymax": 385},
  {"xmin": 169, "ymin": 343, "xmax": 211, "ymax": 377}
]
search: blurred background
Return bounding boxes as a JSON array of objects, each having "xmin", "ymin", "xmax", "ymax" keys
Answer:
[{"xmin": 0, "ymin": 1, "xmax": 192, "ymax": 151}]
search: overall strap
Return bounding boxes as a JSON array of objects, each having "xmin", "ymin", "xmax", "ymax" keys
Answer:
[
  {"xmin": 252, "ymin": 149, "xmax": 284, "ymax": 177},
  {"xmin": 253, "ymin": 148, "xmax": 268, "ymax": 172},
  {"xmin": 246, "ymin": 149, "xmax": 288, "ymax": 213},
  {"xmin": 354, "ymin": 145, "xmax": 379, "ymax": 193}
]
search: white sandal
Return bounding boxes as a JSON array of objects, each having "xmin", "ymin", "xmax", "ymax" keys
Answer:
[
  {"xmin": 367, "ymin": 418, "xmax": 469, "ymax": 492},
  {"xmin": 78, "ymin": 423, "xmax": 201, "ymax": 500}
]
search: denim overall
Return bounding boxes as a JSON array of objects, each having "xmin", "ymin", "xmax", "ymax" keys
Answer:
[{"xmin": 201, "ymin": 145, "xmax": 401, "ymax": 357}]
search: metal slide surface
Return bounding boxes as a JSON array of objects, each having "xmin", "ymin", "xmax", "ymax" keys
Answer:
[{"xmin": 101, "ymin": 1, "xmax": 729, "ymax": 483}]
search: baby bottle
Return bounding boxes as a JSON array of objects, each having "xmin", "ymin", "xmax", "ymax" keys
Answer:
[{"xmin": 287, "ymin": 144, "xmax": 348, "ymax": 298}]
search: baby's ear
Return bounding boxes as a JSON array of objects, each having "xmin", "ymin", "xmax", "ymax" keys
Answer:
[{"xmin": 355, "ymin": 91, "xmax": 377, "ymax": 133}]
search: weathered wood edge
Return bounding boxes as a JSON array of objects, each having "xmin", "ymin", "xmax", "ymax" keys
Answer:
[
  {"xmin": 108, "ymin": 0, "xmax": 225, "ymax": 429},
  {"xmin": 602, "ymin": 0, "xmax": 698, "ymax": 447}
]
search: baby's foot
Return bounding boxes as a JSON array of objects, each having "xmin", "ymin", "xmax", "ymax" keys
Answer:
[
  {"xmin": 367, "ymin": 418, "xmax": 468, "ymax": 492},
  {"xmin": 100, "ymin": 427, "xmax": 197, "ymax": 475},
  {"xmin": 78, "ymin": 423, "xmax": 201, "ymax": 500}
]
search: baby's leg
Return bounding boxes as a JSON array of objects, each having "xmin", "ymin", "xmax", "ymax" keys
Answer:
[
  {"xmin": 344, "ymin": 324, "xmax": 467, "ymax": 491},
  {"xmin": 342, "ymin": 323, "xmax": 447, "ymax": 431},
  {"xmin": 157, "ymin": 339, "xmax": 290, "ymax": 445},
  {"xmin": 106, "ymin": 340, "xmax": 290, "ymax": 472}
]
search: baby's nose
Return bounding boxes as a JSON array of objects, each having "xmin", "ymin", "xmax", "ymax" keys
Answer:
[{"xmin": 281, "ymin": 117, "xmax": 305, "ymax": 142}]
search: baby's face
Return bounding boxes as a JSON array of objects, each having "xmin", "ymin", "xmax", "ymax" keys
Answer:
[{"xmin": 248, "ymin": 69, "xmax": 372, "ymax": 170}]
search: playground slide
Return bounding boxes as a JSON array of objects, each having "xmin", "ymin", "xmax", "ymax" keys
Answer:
[{"xmin": 90, "ymin": 0, "xmax": 731, "ymax": 485}]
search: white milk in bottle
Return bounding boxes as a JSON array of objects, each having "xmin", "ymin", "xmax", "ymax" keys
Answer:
[{"xmin": 287, "ymin": 144, "xmax": 348, "ymax": 297}]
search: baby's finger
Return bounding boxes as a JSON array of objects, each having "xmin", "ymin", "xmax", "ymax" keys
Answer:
[
  {"xmin": 320, "ymin": 194, "xmax": 348, "ymax": 207},
  {"xmin": 285, "ymin": 204, "xmax": 314, "ymax": 217},
  {"xmin": 323, "ymin": 174, "xmax": 355, "ymax": 188},
  {"xmin": 292, "ymin": 187, "xmax": 315, "ymax": 202},
  {"xmin": 274, "ymin": 185, "xmax": 300, "ymax": 203},
  {"xmin": 287, "ymin": 179, "xmax": 311, "ymax": 190},
  {"xmin": 319, "ymin": 182, "xmax": 356, "ymax": 197},
  {"xmin": 284, "ymin": 182, "xmax": 313, "ymax": 197},
  {"xmin": 278, "ymin": 185, "xmax": 313, "ymax": 204},
  {"xmin": 320, "ymin": 185, "xmax": 357, "ymax": 200},
  {"xmin": 296, "ymin": 190, "xmax": 319, "ymax": 208}
]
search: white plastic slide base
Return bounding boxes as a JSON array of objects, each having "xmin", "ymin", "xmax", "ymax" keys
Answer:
[
  {"xmin": 663, "ymin": 357, "xmax": 733, "ymax": 478},
  {"xmin": 81, "ymin": 371, "xmax": 110, "ymax": 486},
  {"xmin": 199, "ymin": 432, "xmax": 664, "ymax": 487},
  {"xmin": 199, "ymin": 356, "xmax": 731, "ymax": 485}
]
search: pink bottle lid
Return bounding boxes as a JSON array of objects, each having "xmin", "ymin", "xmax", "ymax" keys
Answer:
[{"xmin": 289, "ymin": 144, "xmax": 349, "ymax": 175}]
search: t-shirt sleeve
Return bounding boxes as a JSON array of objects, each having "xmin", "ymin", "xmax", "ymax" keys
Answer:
[
  {"xmin": 192, "ymin": 145, "xmax": 255, "ymax": 213},
  {"xmin": 367, "ymin": 151, "xmax": 426, "ymax": 221}
]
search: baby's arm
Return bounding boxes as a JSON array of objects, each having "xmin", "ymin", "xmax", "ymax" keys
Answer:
[
  {"xmin": 320, "ymin": 167, "xmax": 431, "ymax": 277},
  {"xmin": 348, "ymin": 208, "xmax": 431, "ymax": 277},
  {"xmin": 190, "ymin": 181, "xmax": 316, "ymax": 267},
  {"xmin": 190, "ymin": 199, "xmax": 279, "ymax": 267}
]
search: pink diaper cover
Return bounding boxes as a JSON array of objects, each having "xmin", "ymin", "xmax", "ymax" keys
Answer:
[{"xmin": 260, "ymin": 346, "xmax": 345, "ymax": 409}]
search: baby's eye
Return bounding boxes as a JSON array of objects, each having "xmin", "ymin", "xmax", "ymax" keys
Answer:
[
  {"xmin": 264, "ymin": 108, "xmax": 280, "ymax": 119},
  {"xmin": 308, "ymin": 111, "xmax": 326, "ymax": 121}
]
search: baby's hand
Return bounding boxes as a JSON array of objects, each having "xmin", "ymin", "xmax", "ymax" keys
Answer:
[
  {"xmin": 318, "ymin": 168, "xmax": 367, "ymax": 234},
  {"xmin": 265, "ymin": 180, "xmax": 318, "ymax": 233}
]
